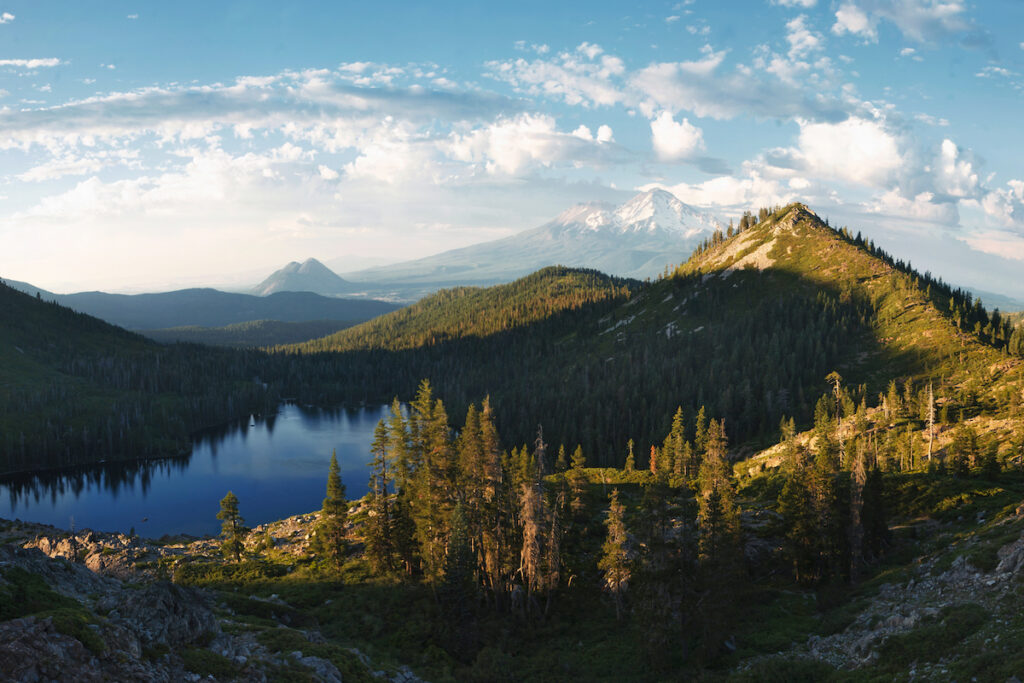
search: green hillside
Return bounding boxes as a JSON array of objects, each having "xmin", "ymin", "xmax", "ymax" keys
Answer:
[
  {"xmin": 0, "ymin": 282, "xmax": 278, "ymax": 474},
  {"xmin": 287, "ymin": 266, "xmax": 637, "ymax": 352}
]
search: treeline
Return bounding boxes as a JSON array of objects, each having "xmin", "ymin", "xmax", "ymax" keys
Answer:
[
  {"xmin": 354, "ymin": 381, "xmax": 888, "ymax": 667},
  {"xmin": 823, "ymin": 217, "xmax": 1022, "ymax": 356}
]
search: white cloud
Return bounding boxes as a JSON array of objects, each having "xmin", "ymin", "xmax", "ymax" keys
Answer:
[
  {"xmin": 317, "ymin": 164, "xmax": 339, "ymax": 180},
  {"xmin": 772, "ymin": 0, "xmax": 816, "ymax": 7},
  {"xmin": 0, "ymin": 58, "xmax": 63, "ymax": 69},
  {"xmin": 646, "ymin": 171, "xmax": 795, "ymax": 211},
  {"xmin": 101, "ymin": 63, "xmax": 116, "ymax": 70},
  {"xmin": 17, "ymin": 150, "xmax": 139, "ymax": 182},
  {"xmin": 982, "ymin": 180, "xmax": 1024, "ymax": 228},
  {"xmin": 832, "ymin": 3, "xmax": 876, "ymax": 40},
  {"xmin": 0, "ymin": 12, "xmax": 14, "ymax": 23},
  {"xmin": 872, "ymin": 188, "xmax": 959, "ymax": 224},
  {"xmin": 485, "ymin": 47, "xmax": 626, "ymax": 108},
  {"xmin": 445, "ymin": 113, "xmax": 620, "ymax": 176},
  {"xmin": 899, "ymin": 47, "xmax": 916, "ymax": 56},
  {"xmin": 934, "ymin": 139, "xmax": 978, "ymax": 198},
  {"xmin": 766, "ymin": 116, "xmax": 902, "ymax": 187},
  {"xmin": 665, "ymin": 15, "xmax": 681, "ymax": 24},
  {"xmin": 785, "ymin": 15, "xmax": 824, "ymax": 59},
  {"xmin": 832, "ymin": 1, "xmax": 975, "ymax": 44},
  {"xmin": 914, "ymin": 112, "xmax": 949, "ymax": 126},
  {"xmin": 650, "ymin": 111, "xmax": 705, "ymax": 161},
  {"xmin": 126, "ymin": 14, "xmax": 138, "ymax": 19}
]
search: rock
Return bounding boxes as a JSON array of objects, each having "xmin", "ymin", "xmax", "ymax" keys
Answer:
[
  {"xmin": 299, "ymin": 654, "xmax": 343, "ymax": 683},
  {"xmin": 105, "ymin": 581, "xmax": 219, "ymax": 647},
  {"xmin": 996, "ymin": 535, "xmax": 1024, "ymax": 575}
]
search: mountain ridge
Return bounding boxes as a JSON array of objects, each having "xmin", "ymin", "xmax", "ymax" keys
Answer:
[{"xmin": 339, "ymin": 189, "xmax": 723, "ymax": 287}]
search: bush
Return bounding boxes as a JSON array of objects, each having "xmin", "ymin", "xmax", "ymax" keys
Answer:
[{"xmin": 181, "ymin": 648, "xmax": 237, "ymax": 678}]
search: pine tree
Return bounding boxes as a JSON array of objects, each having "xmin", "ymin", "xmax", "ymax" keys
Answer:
[
  {"xmin": 519, "ymin": 479, "xmax": 544, "ymax": 611},
  {"xmin": 569, "ymin": 445, "xmax": 587, "ymax": 514},
  {"xmin": 635, "ymin": 480, "xmax": 686, "ymax": 671},
  {"xmin": 694, "ymin": 406, "xmax": 709, "ymax": 458},
  {"xmin": 599, "ymin": 488, "xmax": 631, "ymax": 620},
  {"xmin": 438, "ymin": 504, "xmax": 478, "ymax": 659},
  {"xmin": 695, "ymin": 420, "xmax": 741, "ymax": 657},
  {"xmin": 555, "ymin": 444, "xmax": 568, "ymax": 472},
  {"xmin": 314, "ymin": 450, "xmax": 348, "ymax": 570},
  {"xmin": 624, "ymin": 439, "xmax": 636, "ymax": 472},
  {"xmin": 217, "ymin": 491, "xmax": 246, "ymax": 563},
  {"xmin": 366, "ymin": 420, "xmax": 394, "ymax": 573}
]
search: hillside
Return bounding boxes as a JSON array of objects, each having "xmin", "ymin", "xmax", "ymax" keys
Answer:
[
  {"xmin": 290, "ymin": 266, "xmax": 637, "ymax": 353},
  {"xmin": 341, "ymin": 189, "xmax": 721, "ymax": 286},
  {"xmin": 141, "ymin": 319, "xmax": 358, "ymax": 348},
  {"xmin": 252, "ymin": 258, "xmax": 354, "ymax": 297},
  {"xmin": 0, "ymin": 282, "xmax": 280, "ymax": 474},
  {"xmin": 281, "ymin": 204, "xmax": 1023, "ymax": 466}
]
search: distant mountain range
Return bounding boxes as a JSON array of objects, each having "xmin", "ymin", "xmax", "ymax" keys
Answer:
[
  {"xmin": 252, "ymin": 258, "xmax": 353, "ymax": 296},
  {"xmin": 340, "ymin": 189, "xmax": 722, "ymax": 288},
  {"xmin": 1, "ymin": 280, "xmax": 399, "ymax": 331}
]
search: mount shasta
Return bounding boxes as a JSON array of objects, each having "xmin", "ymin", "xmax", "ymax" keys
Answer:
[{"xmin": 334, "ymin": 189, "xmax": 722, "ymax": 293}]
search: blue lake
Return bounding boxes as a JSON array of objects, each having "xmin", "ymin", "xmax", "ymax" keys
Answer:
[{"xmin": 0, "ymin": 403, "xmax": 390, "ymax": 538}]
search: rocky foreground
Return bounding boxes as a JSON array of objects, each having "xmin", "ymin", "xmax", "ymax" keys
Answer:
[{"xmin": 0, "ymin": 514, "xmax": 424, "ymax": 682}]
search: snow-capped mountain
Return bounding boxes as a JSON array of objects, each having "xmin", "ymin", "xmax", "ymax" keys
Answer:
[
  {"xmin": 252, "ymin": 258, "xmax": 353, "ymax": 296},
  {"xmin": 342, "ymin": 189, "xmax": 722, "ymax": 287}
]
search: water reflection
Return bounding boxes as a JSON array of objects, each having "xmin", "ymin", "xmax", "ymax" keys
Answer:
[{"xmin": 0, "ymin": 402, "xmax": 389, "ymax": 538}]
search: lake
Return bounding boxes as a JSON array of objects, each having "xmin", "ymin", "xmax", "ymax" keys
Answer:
[{"xmin": 0, "ymin": 403, "xmax": 391, "ymax": 538}]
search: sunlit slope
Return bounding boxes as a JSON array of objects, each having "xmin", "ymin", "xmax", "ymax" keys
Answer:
[{"xmin": 284, "ymin": 266, "xmax": 637, "ymax": 353}]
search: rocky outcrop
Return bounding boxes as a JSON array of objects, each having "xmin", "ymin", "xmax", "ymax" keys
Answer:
[{"xmin": 101, "ymin": 581, "xmax": 219, "ymax": 647}]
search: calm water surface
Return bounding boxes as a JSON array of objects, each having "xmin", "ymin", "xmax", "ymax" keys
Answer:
[{"xmin": 0, "ymin": 403, "xmax": 390, "ymax": 538}]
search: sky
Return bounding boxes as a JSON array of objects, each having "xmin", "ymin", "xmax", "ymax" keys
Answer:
[{"xmin": 1, "ymin": 1, "xmax": 1023, "ymax": 298}]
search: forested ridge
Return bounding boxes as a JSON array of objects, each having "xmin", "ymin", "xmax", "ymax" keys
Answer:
[
  {"xmin": 2, "ymin": 203, "xmax": 1022, "ymax": 476},
  {"xmin": 0, "ymin": 283, "xmax": 279, "ymax": 474}
]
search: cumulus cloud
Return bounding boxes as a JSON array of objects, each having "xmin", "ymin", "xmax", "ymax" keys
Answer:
[
  {"xmin": 444, "ymin": 113, "xmax": 622, "ymax": 175},
  {"xmin": 934, "ymin": 139, "xmax": 978, "ymax": 199},
  {"xmin": 982, "ymin": 180, "xmax": 1024, "ymax": 228},
  {"xmin": 650, "ymin": 111, "xmax": 705, "ymax": 161},
  {"xmin": 0, "ymin": 12, "xmax": 14, "ymax": 23},
  {"xmin": 772, "ymin": 0, "xmax": 816, "ymax": 6},
  {"xmin": 766, "ymin": 116, "xmax": 903, "ymax": 187}
]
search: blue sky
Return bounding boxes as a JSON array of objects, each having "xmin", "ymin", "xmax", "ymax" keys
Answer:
[{"xmin": 1, "ymin": 1, "xmax": 1023, "ymax": 297}]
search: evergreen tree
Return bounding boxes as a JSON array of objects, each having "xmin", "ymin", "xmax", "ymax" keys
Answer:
[
  {"xmin": 366, "ymin": 420, "xmax": 394, "ymax": 573},
  {"xmin": 696, "ymin": 420, "xmax": 741, "ymax": 657},
  {"xmin": 569, "ymin": 445, "xmax": 588, "ymax": 515},
  {"xmin": 314, "ymin": 450, "xmax": 348, "ymax": 569},
  {"xmin": 624, "ymin": 438, "xmax": 636, "ymax": 472},
  {"xmin": 217, "ymin": 491, "xmax": 246, "ymax": 563},
  {"xmin": 438, "ymin": 504, "xmax": 478, "ymax": 659},
  {"xmin": 599, "ymin": 488, "xmax": 631, "ymax": 620}
]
